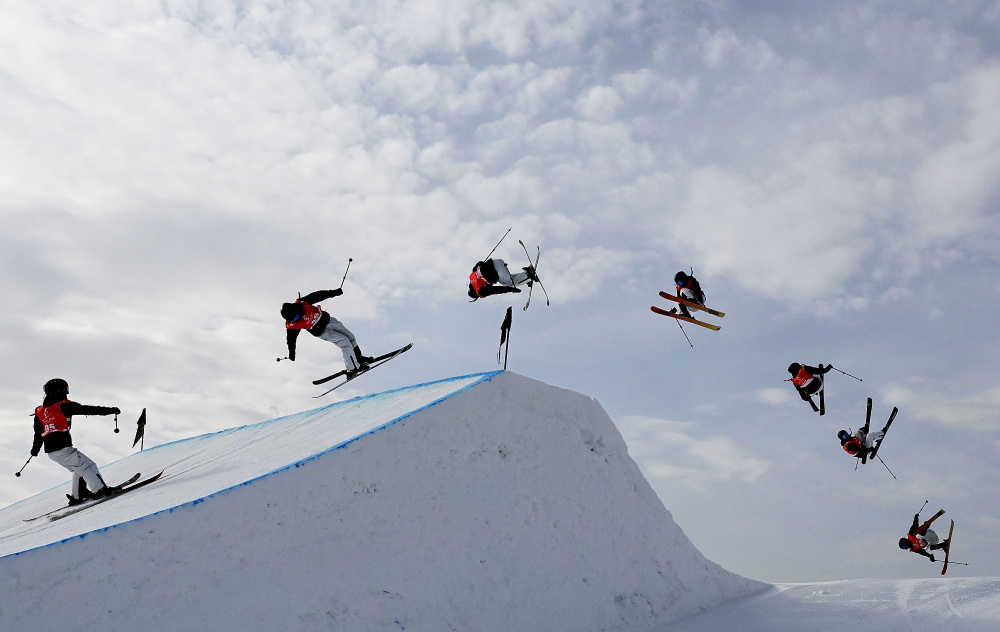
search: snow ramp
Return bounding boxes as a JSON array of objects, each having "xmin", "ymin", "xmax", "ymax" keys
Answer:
[{"xmin": 0, "ymin": 371, "xmax": 764, "ymax": 631}]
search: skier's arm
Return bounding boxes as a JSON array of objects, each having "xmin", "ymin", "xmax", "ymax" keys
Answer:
[
  {"xmin": 30, "ymin": 417, "xmax": 43, "ymax": 456},
  {"xmin": 62, "ymin": 402, "xmax": 120, "ymax": 417},
  {"xmin": 793, "ymin": 385, "xmax": 812, "ymax": 402},
  {"xmin": 478, "ymin": 285, "xmax": 520, "ymax": 297},
  {"xmin": 286, "ymin": 328, "xmax": 301, "ymax": 361},
  {"xmin": 909, "ymin": 514, "xmax": 921, "ymax": 535},
  {"xmin": 912, "ymin": 548, "xmax": 934, "ymax": 560},
  {"xmin": 300, "ymin": 289, "xmax": 343, "ymax": 304}
]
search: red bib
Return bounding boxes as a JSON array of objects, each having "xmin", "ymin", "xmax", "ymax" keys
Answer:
[
  {"xmin": 36, "ymin": 400, "xmax": 70, "ymax": 436},
  {"xmin": 791, "ymin": 367, "xmax": 814, "ymax": 388},
  {"xmin": 470, "ymin": 268, "xmax": 489, "ymax": 295},
  {"xmin": 285, "ymin": 301, "xmax": 324, "ymax": 330}
]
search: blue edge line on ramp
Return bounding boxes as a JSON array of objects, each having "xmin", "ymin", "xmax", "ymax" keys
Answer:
[{"xmin": 4, "ymin": 370, "xmax": 504, "ymax": 560}]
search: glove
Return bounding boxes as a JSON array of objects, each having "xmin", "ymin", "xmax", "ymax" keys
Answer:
[
  {"xmin": 332, "ymin": 288, "xmax": 343, "ymax": 297},
  {"xmin": 111, "ymin": 407, "xmax": 121, "ymax": 415},
  {"xmin": 929, "ymin": 555, "xmax": 936, "ymax": 562},
  {"xmin": 30, "ymin": 449, "xmax": 39, "ymax": 457}
]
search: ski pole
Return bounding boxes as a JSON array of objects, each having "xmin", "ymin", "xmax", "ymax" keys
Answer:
[
  {"xmin": 484, "ymin": 227, "xmax": 512, "ymax": 261},
  {"xmin": 877, "ymin": 455, "xmax": 897, "ymax": 480},
  {"xmin": 14, "ymin": 455, "xmax": 32, "ymax": 477},
  {"xmin": 829, "ymin": 366, "xmax": 863, "ymax": 382},
  {"xmin": 676, "ymin": 319, "xmax": 693, "ymax": 348},
  {"xmin": 917, "ymin": 500, "xmax": 929, "ymax": 515},
  {"xmin": 338, "ymin": 258, "xmax": 353, "ymax": 289},
  {"xmin": 276, "ymin": 356, "xmax": 289, "ymax": 362},
  {"xmin": 933, "ymin": 560, "xmax": 969, "ymax": 566},
  {"xmin": 113, "ymin": 412, "xmax": 120, "ymax": 434}
]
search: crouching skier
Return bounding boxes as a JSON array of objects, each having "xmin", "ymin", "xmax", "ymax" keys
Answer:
[
  {"xmin": 281, "ymin": 289, "xmax": 374, "ymax": 376},
  {"xmin": 31, "ymin": 378, "xmax": 122, "ymax": 506}
]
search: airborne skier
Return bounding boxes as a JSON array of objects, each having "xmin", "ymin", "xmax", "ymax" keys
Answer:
[
  {"xmin": 281, "ymin": 288, "xmax": 374, "ymax": 375},
  {"xmin": 838, "ymin": 428, "xmax": 883, "ymax": 460},
  {"xmin": 899, "ymin": 510, "xmax": 951, "ymax": 562},
  {"xmin": 665, "ymin": 271, "xmax": 706, "ymax": 318},
  {"xmin": 30, "ymin": 378, "xmax": 122, "ymax": 506},
  {"xmin": 787, "ymin": 363, "xmax": 832, "ymax": 414},
  {"xmin": 468, "ymin": 259, "xmax": 538, "ymax": 300}
]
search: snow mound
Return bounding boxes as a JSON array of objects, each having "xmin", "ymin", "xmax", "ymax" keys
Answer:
[{"xmin": 0, "ymin": 371, "xmax": 764, "ymax": 631}]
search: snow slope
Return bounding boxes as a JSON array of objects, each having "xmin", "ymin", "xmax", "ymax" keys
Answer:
[
  {"xmin": 658, "ymin": 577, "xmax": 1000, "ymax": 632},
  {"xmin": 0, "ymin": 371, "xmax": 763, "ymax": 631}
]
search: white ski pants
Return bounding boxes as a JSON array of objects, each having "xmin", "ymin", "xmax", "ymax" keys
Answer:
[
  {"xmin": 492, "ymin": 259, "xmax": 529, "ymax": 287},
  {"xmin": 857, "ymin": 429, "xmax": 884, "ymax": 449},
  {"xmin": 47, "ymin": 446, "xmax": 105, "ymax": 498},
  {"xmin": 317, "ymin": 316, "xmax": 361, "ymax": 370}
]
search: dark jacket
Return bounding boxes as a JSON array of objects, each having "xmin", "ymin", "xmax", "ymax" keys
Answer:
[
  {"xmin": 285, "ymin": 289, "xmax": 342, "ymax": 361},
  {"xmin": 791, "ymin": 364, "xmax": 831, "ymax": 399},
  {"xmin": 31, "ymin": 396, "xmax": 119, "ymax": 455}
]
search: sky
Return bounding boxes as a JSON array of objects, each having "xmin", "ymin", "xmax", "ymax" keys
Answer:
[{"xmin": 1, "ymin": 0, "xmax": 998, "ymax": 584}]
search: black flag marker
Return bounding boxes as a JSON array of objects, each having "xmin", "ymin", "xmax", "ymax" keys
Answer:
[
  {"xmin": 132, "ymin": 408, "xmax": 147, "ymax": 449},
  {"xmin": 499, "ymin": 306, "xmax": 513, "ymax": 369}
]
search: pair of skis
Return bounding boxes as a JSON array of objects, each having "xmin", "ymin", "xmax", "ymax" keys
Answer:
[
  {"xmin": 312, "ymin": 343, "xmax": 413, "ymax": 398},
  {"xmin": 517, "ymin": 240, "xmax": 549, "ymax": 311},
  {"xmin": 859, "ymin": 397, "xmax": 897, "ymax": 465},
  {"xmin": 915, "ymin": 509, "xmax": 957, "ymax": 575},
  {"xmin": 651, "ymin": 292, "xmax": 724, "ymax": 331},
  {"xmin": 23, "ymin": 470, "xmax": 164, "ymax": 522}
]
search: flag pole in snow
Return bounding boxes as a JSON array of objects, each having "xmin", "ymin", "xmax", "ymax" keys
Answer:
[{"xmin": 499, "ymin": 306, "xmax": 513, "ymax": 370}]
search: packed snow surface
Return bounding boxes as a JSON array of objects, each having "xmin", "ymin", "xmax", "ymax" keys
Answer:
[{"xmin": 0, "ymin": 371, "xmax": 763, "ymax": 631}]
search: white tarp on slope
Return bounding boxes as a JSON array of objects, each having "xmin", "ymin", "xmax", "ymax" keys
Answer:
[{"xmin": 0, "ymin": 371, "xmax": 764, "ymax": 631}]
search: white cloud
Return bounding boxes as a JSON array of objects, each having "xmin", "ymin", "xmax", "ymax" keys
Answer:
[
  {"xmin": 617, "ymin": 415, "xmax": 772, "ymax": 492},
  {"xmin": 881, "ymin": 382, "xmax": 1000, "ymax": 431},
  {"xmin": 756, "ymin": 388, "xmax": 793, "ymax": 406}
]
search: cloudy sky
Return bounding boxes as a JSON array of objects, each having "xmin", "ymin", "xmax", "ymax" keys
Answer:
[{"xmin": 2, "ymin": 0, "xmax": 998, "ymax": 583}]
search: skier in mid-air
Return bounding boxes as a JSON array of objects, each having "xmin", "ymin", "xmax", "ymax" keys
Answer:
[
  {"xmin": 899, "ymin": 511, "xmax": 950, "ymax": 562},
  {"xmin": 787, "ymin": 362, "xmax": 833, "ymax": 412},
  {"xmin": 468, "ymin": 259, "xmax": 537, "ymax": 300},
  {"xmin": 838, "ymin": 427, "xmax": 884, "ymax": 460},
  {"xmin": 281, "ymin": 288, "xmax": 374, "ymax": 375},
  {"xmin": 665, "ymin": 271, "xmax": 706, "ymax": 318},
  {"xmin": 30, "ymin": 378, "xmax": 122, "ymax": 506}
]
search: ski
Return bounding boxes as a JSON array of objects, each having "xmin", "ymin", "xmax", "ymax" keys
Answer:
[
  {"xmin": 23, "ymin": 472, "xmax": 143, "ymax": 522},
  {"xmin": 658, "ymin": 291, "xmax": 725, "ymax": 318},
  {"xmin": 518, "ymin": 240, "xmax": 549, "ymax": 308},
  {"xmin": 868, "ymin": 406, "xmax": 898, "ymax": 461},
  {"xmin": 650, "ymin": 305, "xmax": 721, "ymax": 331},
  {"xmin": 40, "ymin": 471, "xmax": 164, "ymax": 522},
  {"xmin": 313, "ymin": 344, "xmax": 413, "ymax": 385},
  {"xmin": 918, "ymin": 509, "xmax": 946, "ymax": 534},
  {"xmin": 861, "ymin": 398, "xmax": 873, "ymax": 464},
  {"xmin": 941, "ymin": 520, "xmax": 955, "ymax": 575},
  {"xmin": 819, "ymin": 387, "xmax": 826, "ymax": 416},
  {"xmin": 312, "ymin": 343, "xmax": 412, "ymax": 397}
]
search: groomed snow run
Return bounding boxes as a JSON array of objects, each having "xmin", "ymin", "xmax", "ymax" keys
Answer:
[{"xmin": 0, "ymin": 371, "xmax": 764, "ymax": 631}]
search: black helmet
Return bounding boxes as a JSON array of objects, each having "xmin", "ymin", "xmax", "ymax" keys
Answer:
[
  {"xmin": 838, "ymin": 430, "xmax": 851, "ymax": 442},
  {"xmin": 280, "ymin": 302, "xmax": 301, "ymax": 322},
  {"xmin": 674, "ymin": 271, "xmax": 688, "ymax": 284},
  {"xmin": 43, "ymin": 378, "xmax": 69, "ymax": 395},
  {"xmin": 788, "ymin": 363, "xmax": 802, "ymax": 375},
  {"xmin": 898, "ymin": 537, "xmax": 912, "ymax": 550}
]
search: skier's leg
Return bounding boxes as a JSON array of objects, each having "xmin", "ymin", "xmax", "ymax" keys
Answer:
[
  {"xmin": 492, "ymin": 260, "xmax": 516, "ymax": 287},
  {"xmin": 318, "ymin": 319, "xmax": 361, "ymax": 371},
  {"xmin": 864, "ymin": 430, "xmax": 884, "ymax": 449},
  {"xmin": 48, "ymin": 447, "xmax": 106, "ymax": 497},
  {"xmin": 922, "ymin": 528, "xmax": 940, "ymax": 547}
]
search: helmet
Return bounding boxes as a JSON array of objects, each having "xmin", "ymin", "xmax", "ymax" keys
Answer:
[
  {"xmin": 43, "ymin": 378, "xmax": 69, "ymax": 395},
  {"xmin": 674, "ymin": 271, "xmax": 688, "ymax": 284},
  {"xmin": 838, "ymin": 430, "xmax": 851, "ymax": 442},
  {"xmin": 788, "ymin": 363, "xmax": 801, "ymax": 375},
  {"xmin": 280, "ymin": 302, "xmax": 301, "ymax": 322},
  {"xmin": 898, "ymin": 538, "xmax": 912, "ymax": 550}
]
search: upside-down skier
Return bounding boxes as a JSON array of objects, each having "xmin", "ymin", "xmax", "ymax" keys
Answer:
[
  {"xmin": 30, "ymin": 379, "xmax": 122, "ymax": 506},
  {"xmin": 899, "ymin": 511, "xmax": 951, "ymax": 562},
  {"xmin": 281, "ymin": 289, "xmax": 374, "ymax": 375},
  {"xmin": 838, "ymin": 428, "xmax": 884, "ymax": 460},
  {"xmin": 468, "ymin": 259, "xmax": 538, "ymax": 300}
]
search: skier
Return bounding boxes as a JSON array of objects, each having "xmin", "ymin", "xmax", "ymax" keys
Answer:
[
  {"xmin": 468, "ymin": 259, "xmax": 537, "ymax": 300},
  {"xmin": 281, "ymin": 289, "xmax": 374, "ymax": 375},
  {"xmin": 30, "ymin": 378, "xmax": 122, "ymax": 506},
  {"xmin": 838, "ymin": 427, "xmax": 884, "ymax": 460},
  {"xmin": 899, "ymin": 512, "xmax": 950, "ymax": 562},
  {"xmin": 666, "ymin": 271, "xmax": 706, "ymax": 318},
  {"xmin": 788, "ymin": 363, "xmax": 831, "ymax": 400}
]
